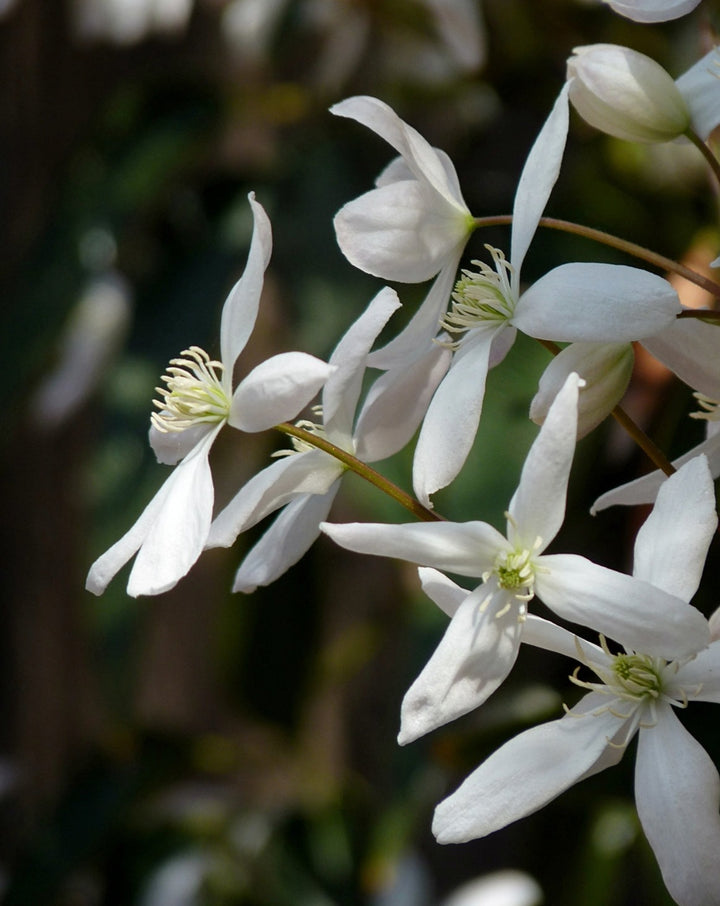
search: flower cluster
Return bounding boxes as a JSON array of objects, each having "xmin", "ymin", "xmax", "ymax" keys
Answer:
[{"xmin": 87, "ymin": 2, "xmax": 720, "ymax": 903}]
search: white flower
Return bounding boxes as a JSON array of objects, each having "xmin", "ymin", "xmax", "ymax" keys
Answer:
[
  {"xmin": 568, "ymin": 44, "xmax": 720, "ymax": 143},
  {"xmin": 322, "ymin": 375, "xmax": 710, "ymax": 744},
  {"xmin": 410, "ymin": 84, "xmax": 681, "ymax": 504},
  {"xmin": 205, "ymin": 287, "xmax": 451, "ymax": 592},
  {"xmin": 601, "ymin": 0, "xmax": 702, "ymax": 22},
  {"xmin": 433, "ymin": 456, "xmax": 720, "ymax": 906},
  {"xmin": 86, "ymin": 194, "xmax": 332, "ymax": 597}
]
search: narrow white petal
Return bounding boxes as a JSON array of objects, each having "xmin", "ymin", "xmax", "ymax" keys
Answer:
[
  {"xmin": 676, "ymin": 47, "xmax": 720, "ymax": 141},
  {"xmin": 591, "ymin": 429, "xmax": 720, "ymax": 512},
  {"xmin": 535, "ymin": 554, "xmax": 710, "ymax": 657},
  {"xmin": 633, "ymin": 456, "xmax": 717, "ymax": 602},
  {"xmin": 510, "ymin": 84, "xmax": 570, "ymax": 285},
  {"xmin": 432, "ymin": 702, "xmax": 621, "ymax": 843},
  {"xmin": 418, "ymin": 567, "xmax": 469, "ymax": 618},
  {"xmin": 603, "ymin": 0, "xmax": 701, "ymax": 21},
  {"xmin": 399, "ymin": 583, "xmax": 523, "ymax": 744},
  {"xmin": 642, "ymin": 314, "xmax": 720, "ymax": 400},
  {"xmin": 232, "ymin": 485, "xmax": 340, "ymax": 593},
  {"xmin": 330, "ymin": 96, "xmax": 468, "ymax": 209},
  {"xmin": 321, "ymin": 520, "xmax": 507, "ymax": 578},
  {"xmin": 521, "ymin": 615, "xmax": 602, "ymax": 662},
  {"xmin": 413, "ymin": 327, "xmax": 501, "ymax": 506},
  {"xmin": 229, "ymin": 353, "xmax": 332, "ymax": 432},
  {"xmin": 513, "ymin": 264, "xmax": 681, "ymax": 342},
  {"xmin": 206, "ymin": 450, "xmax": 340, "ymax": 548},
  {"xmin": 128, "ymin": 427, "xmax": 220, "ymax": 597},
  {"xmin": 149, "ymin": 423, "xmax": 211, "ymax": 466},
  {"xmin": 508, "ymin": 372, "xmax": 580, "ymax": 551},
  {"xmin": 354, "ymin": 341, "xmax": 451, "ymax": 462},
  {"xmin": 220, "ymin": 194, "xmax": 272, "ymax": 371},
  {"xmin": 675, "ymin": 642, "xmax": 720, "ymax": 703},
  {"xmin": 367, "ymin": 259, "xmax": 460, "ymax": 369},
  {"xmin": 323, "ymin": 286, "xmax": 401, "ymax": 443},
  {"xmin": 334, "ymin": 181, "xmax": 468, "ymax": 283},
  {"xmin": 635, "ymin": 708, "xmax": 720, "ymax": 906},
  {"xmin": 530, "ymin": 342, "xmax": 633, "ymax": 439}
]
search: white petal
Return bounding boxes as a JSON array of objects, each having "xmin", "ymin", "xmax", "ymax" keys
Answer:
[
  {"xmin": 676, "ymin": 47, "xmax": 720, "ymax": 141},
  {"xmin": 432, "ymin": 701, "xmax": 621, "ymax": 843},
  {"xmin": 632, "ymin": 455, "xmax": 717, "ymax": 602},
  {"xmin": 510, "ymin": 83, "xmax": 569, "ymax": 284},
  {"xmin": 513, "ymin": 263, "xmax": 681, "ymax": 342},
  {"xmin": 418, "ymin": 567, "xmax": 469, "ymax": 618},
  {"xmin": 413, "ymin": 327, "xmax": 501, "ymax": 506},
  {"xmin": 229, "ymin": 352, "xmax": 332, "ymax": 432},
  {"xmin": 675, "ymin": 642, "xmax": 720, "ymax": 703},
  {"xmin": 602, "ymin": 0, "xmax": 701, "ymax": 21},
  {"xmin": 635, "ymin": 708, "xmax": 720, "ymax": 906},
  {"xmin": 334, "ymin": 180, "xmax": 469, "ymax": 283},
  {"xmin": 367, "ymin": 259, "xmax": 460, "ymax": 369},
  {"xmin": 530, "ymin": 342, "xmax": 633, "ymax": 439},
  {"xmin": 220, "ymin": 193, "xmax": 272, "ymax": 371},
  {"xmin": 399, "ymin": 583, "xmax": 523, "ymax": 744},
  {"xmin": 330, "ymin": 96, "xmax": 468, "ymax": 209},
  {"xmin": 206, "ymin": 450, "xmax": 340, "ymax": 548},
  {"xmin": 535, "ymin": 554, "xmax": 710, "ymax": 657},
  {"xmin": 149, "ymin": 422, "xmax": 212, "ymax": 466},
  {"xmin": 521, "ymin": 615, "xmax": 602, "ymax": 662},
  {"xmin": 507, "ymin": 372, "xmax": 580, "ymax": 551},
  {"xmin": 323, "ymin": 287, "xmax": 401, "ymax": 446},
  {"xmin": 320, "ymin": 520, "xmax": 507, "ymax": 578},
  {"xmin": 642, "ymin": 313, "xmax": 720, "ymax": 399},
  {"xmin": 232, "ymin": 485, "xmax": 340, "ymax": 593},
  {"xmin": 591, "ymin": 429, "xmax": 720, "ymax": 512},
  {"xmin": 354, "ymin": 341, "xmax": 451, "ymax": 462}
]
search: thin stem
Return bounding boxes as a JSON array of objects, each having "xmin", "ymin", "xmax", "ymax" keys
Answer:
[
  {"xmin": 686, "ymin": 127, "xmax": 720, "ymax": 188},
  {"xmin": 535, "ymin": 339, "xmax": 675, "ymax": 477},
  {"xmin": 274, "ymin": 423, "xmax": 444, "ymax": 522},
  {"xmin": 473, "ymin": 215, "xmax": 720, "ymax": 300},
  {"xmin": 677, "ymin": 309, "xmax": 720, "ymax": 321}
]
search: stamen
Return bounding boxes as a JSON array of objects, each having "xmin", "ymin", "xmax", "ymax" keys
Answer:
[
  {"xmin": 151, "ymin": 346, "xmax": 230, "ymax": 433},
  {"xmin": 440, "ymin": 246, "xmax": 516, "ymax": 346},
  {"xmin": 493, "ymin": 547, "xmax": 537, "ymax": 600},
  {"xmin": 690, "ymin": 391, "xmax": 720, "ymax": 422},
  {"xmin": 272, "ymin": 407, "xmax": 331, "ymax": 457}
]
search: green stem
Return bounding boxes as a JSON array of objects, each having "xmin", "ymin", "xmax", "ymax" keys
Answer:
[
  {"xmin": 473, "ymin": 215, "xmax": 720, "ymax": 300},
  {"xmin": 274, "ymin": 423, "xmax": 444, "ymax": 522},
  {"xmin": 536, "ymin": 340, "xmax": 676, "ymax": 478},
  {"xmin": 685, "ymin": 127, "xmax": 720, "ymax": 189}
]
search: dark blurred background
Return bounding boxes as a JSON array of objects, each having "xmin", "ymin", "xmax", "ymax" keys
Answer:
[{"xmin": 1, "ymin": 1, "xmax": 719, "ymax": 903}]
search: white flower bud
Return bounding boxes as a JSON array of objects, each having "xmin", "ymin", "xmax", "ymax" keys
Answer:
[
  {"xmin": 567, "ymin": 44, "xmax": 691, "ymax": 143},
  {"xmin": 530, "ymin": 342, "xmax": 634, "ymax": 438}
]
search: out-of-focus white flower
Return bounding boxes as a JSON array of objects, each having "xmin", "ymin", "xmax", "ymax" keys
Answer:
[
  {"xmin": 439, "ymin": 870, "xmax": 542, "ymax": 906},
  {"xmin": 568, "ymin": 44, "xmax": 720, "ymax": 143},
  {"xmin": 206, "ymin": 287, "xmax": 450, "ymax": 592},
  {"xmin": 323, "ymin": 375, "xmax": 710, "ymax": 744},
  {"xmin": 74, "ymin": 0, "xmax": 193, "ymax": 44},
  {"xmin": 601, "ymin": 0, "xmax": 702, "ymax": 22},
  {"xmin": 86, "ymin": 195, "xmax": 332, "ymax": 597},
  {"xmin": 434, "ymin": 456, "xmax": 720, "ymax": 906},
  {"xmin": 31, "ymin": 272, "xmax": 132, "ymax": 429}
]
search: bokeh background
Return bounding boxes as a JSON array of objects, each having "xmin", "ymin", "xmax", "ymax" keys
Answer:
[{"xmin": 2, "ymin": 1, "xmax": 720, "ymax": 903}]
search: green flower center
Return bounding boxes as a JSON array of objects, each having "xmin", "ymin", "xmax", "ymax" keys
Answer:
[
  {"xmin": 493, "ymin": 548, "xmax": 535, "ymax": 598},
  {"xmin": 441, "ymin": 245, "xmax": 516, "ymax": 342},
  {"xmin": 151, "ymin": 346, "xmax": 230, "ymax": 433},
  {"xmin": 610, "ymin": 653, "xmax": 664, "ymax": 701}
]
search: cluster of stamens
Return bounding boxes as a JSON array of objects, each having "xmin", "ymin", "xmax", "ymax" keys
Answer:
[
  {"xmin": 440, "ymin": 245, "xmax": 516, "ymax": 347},
  {"xmin": 151, "ymin": 346, "xmax": 230, "ymax": 433},
  {"xmin": 690, "ymin": 391, "xmax": 720, "ymax": 422},
  {"xmin": 273, "ymin": 407, "xmax": 328, "ymax": 457}
]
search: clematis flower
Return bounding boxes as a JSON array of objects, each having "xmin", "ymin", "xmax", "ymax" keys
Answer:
[
  {"xmin": 409, "ymin": 83, "xmax": 681, "ymax": 504},
  {"xmin": 433, "ymin": 455, "xmax": 720, "ymax": 906},
  {"xmin": 322, "ymin": 374, "xmax": 710, "ymax": 744},
  {"xmin": 86, "ymin": 194, "xmax": 332, "ymax": 598},
  {"xmin": 602, "ymin": 0, "xmax": 703, "ymax": 22},
  {"xmin": 568, "ymin": 44, "xmax": 720, "ymax": 144},
  {"xmin": 205, "ymin": 287, "xmax": 450, "ymax": 593}
]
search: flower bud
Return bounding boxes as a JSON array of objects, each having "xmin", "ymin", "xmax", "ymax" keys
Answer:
[
  {"xmin": 530, "ymin": 342, "xmax": 634, "ymax": 438},
  {"xmin": 567, "ymin": 44, "xmax": 691, "ymax": 143}
]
